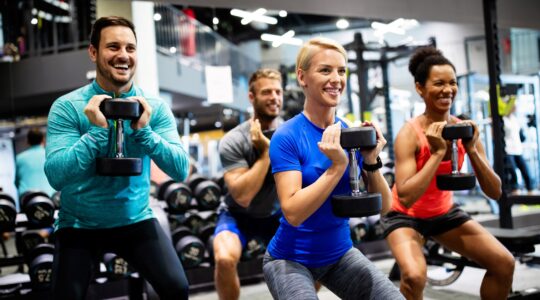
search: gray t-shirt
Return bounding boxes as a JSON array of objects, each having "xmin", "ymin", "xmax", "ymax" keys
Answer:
[{"xmin": 218, "ymin": 120, "xmax": 281, "ymax": 218}]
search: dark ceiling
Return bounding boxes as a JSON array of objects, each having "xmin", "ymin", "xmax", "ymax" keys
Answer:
[{"xmin": 175, "ymin": 6, "xmax": 373, "ymax": 44}]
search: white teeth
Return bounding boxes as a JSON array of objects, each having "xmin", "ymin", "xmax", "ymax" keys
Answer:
[{"xmin": 114, "ymin": 64, "xmax": 128, "ymax": 69}]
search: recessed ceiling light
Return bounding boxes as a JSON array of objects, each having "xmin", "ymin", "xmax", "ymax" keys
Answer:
[
  {"xmin": 153, "ymin": 13, "xmax": 162, "ymax": 21},
  {"xmin": 279, "ymin": 10, "xmax": 288, "ymax": 18},
  {"xmin": 213, "ymin": 17, "xmax": 219, "ymax": 25},
  {"xmin": 230, "ymin": 8, "xmax": 277, "ymax": 25},
  {"xmin": 336, "ymin": 19, "xmax": 349, "ymax": 30}
]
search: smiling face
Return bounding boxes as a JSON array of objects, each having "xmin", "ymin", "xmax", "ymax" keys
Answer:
[
  {"xmin": 298, "ymin": 48, "xmax": 347, "ymax": 108},
  {"xmin": 250, "ymin": 77, "xmax": 283, "ymax": 122},
  {"xmin": 88, "ymin": 25, "xmax": 137, "ymax": 94},
  {"xmin": 416, "ymin": 64, "xmax": 457, "ymax": 114}
]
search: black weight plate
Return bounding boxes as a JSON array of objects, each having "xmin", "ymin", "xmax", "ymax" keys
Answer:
[
  {"xmin": 100, "ymin": 98, "xmax": 142, "ymax": 120},
  {"xmin": 96, "ymin": 157, "xmax": 142, "ymax": 176},
  {"xmin": 340, "ymin": 127, "xmax": 377, "ymax": 149},
  {"xmin": 332, "ymin": 193, "xmax": 382, "ymax": 217},
  {"xmin": 436, "ymin": 173, "xmax": 476, "ymax": 191},
  {"xmin": 442, "ymin": 124, "xmax": 473, "ymax": 140}
]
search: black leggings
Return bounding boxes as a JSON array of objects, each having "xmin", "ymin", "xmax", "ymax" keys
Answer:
[{"xmin": 51, "ymin": 218, "xmax": 188, "ymax": 300}]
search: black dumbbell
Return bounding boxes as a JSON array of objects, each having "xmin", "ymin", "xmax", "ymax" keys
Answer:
[
  {"xmin": 436, "ymin": 124, "xmax": 476, "ymax": 190},
  {"xmin": 96, "ymin": 98, "xmax": 143, "ymax": 176},
  {"xmin": 26, "ymin": 243, "xmax": 54, "ymax": 290},
  {"xmin": 0, "ymin": 192, "xmax": 17, "ymax": 232},
  {"xmin": 331, "ymin": 127, "xmax": 382, "ymax": 217},
  {"xmin": 188, "ymin": 175, "xmax": 221, "ymax": 211},
  {"xmin": 212, "ymin": 176, "xmax": 228, "ymax": 197},
  {"xmin": 16, "ymin": 229, "xmax": 49, "ymax": 256},
  {"xmin": 103, "ymin": 252, "xmax": 132, "ymax": 278},
  {"xmin": 349, "ymin": 217, "xmax": 369, "ymax": 246},
  {"xmin": 20, "ymin": 191, "xmax": 55, "ymax": 227},
  {"xmin": 157, "ymin": 180, "xmax": 193, "ymax": 214},
  {"xmin": 241, "ymin": 236, "xmax": 266, "ymax": 261},
  {"xmin": 51, "ymin": 191, "xmax": 61, "ymax": 209},
  {"xmin": 171, "ymin": 226, "xmax": 206, "ymax": 269}
]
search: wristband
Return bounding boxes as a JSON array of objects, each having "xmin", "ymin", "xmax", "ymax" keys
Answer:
[{"xmin": 362, "ymin": 156, "xmax": 382, "ymax": 172}]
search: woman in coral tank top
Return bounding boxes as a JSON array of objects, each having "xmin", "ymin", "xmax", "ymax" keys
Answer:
[{"xmin": 381, "ymin": 47, "xmax": 514, "ymax": 300}]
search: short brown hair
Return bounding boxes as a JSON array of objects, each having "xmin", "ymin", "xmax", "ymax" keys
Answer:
[
  {"xmin": 296, "ymin": 37, "xmax": 347, "ymax": 72},
  {"xmin": 90, "ymin": 16, "xmax": 136, "ymax": 49},
  {"xmin": 248, "ymin": 69, "xmax": 282, "ymax": 93}
]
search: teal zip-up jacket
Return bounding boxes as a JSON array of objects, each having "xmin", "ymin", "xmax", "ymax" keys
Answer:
[{"xmin": 45, "ymin": 81, "xmax": 189, "ymax": 229}]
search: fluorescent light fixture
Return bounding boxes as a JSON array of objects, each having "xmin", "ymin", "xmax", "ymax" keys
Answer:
[
  {"xmin": 336, "ymin": 19, "xmax": 349, "ymax": 30},
  {"xmin": 153, "ymin": 13, "xmax": 162, "ymax": 21},
  {"xmin": 371, "ymin": 18, "xmax": 419, "ymax": 36},
  {"xmin": 230, "ymin": 8, "xmax": 277, "ymax": 25},
  {"xmin": 279, "ymin": 10, "xmax": 288, "ymax": 18},
  {"xmin": 261, "ymin": 30, "xmax": 302, "ymax": 47}
]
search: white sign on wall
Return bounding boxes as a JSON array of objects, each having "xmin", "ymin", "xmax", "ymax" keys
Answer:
[{"xmin": 205, "ymin": 65, "xmax": 233, "ymax": 104}]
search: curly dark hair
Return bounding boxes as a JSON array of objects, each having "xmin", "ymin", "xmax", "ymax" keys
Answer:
[{"xmin": 408, "ymin": 46, "xmax": 455, "ymax": 86}]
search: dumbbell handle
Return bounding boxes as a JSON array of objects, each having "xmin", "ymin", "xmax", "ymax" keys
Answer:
[
  {"xmin": 348, "ymin": 149, "xmax": 361, "ymax": 196},
  {"xmin": 115, "ymin": 119, "xmax": 125, "ymax": 158},
  {"xmin": 451, "ymin": 141, "xmax": 458, "ymax": 174}
]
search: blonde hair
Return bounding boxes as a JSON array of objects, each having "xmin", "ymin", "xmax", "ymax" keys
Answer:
[
  {"xmin": 249, "ymin": 69, "xmax": 282, "ymax": 93},
  {"xmin": 296, "ymin": 37, "xmax": 348, "ymax": 72}
]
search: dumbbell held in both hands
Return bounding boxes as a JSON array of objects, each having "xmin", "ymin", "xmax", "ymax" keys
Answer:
[
  {"xmin": 331, "ymin": 127, "xmax": 382, "ymax": 218},
  {"xmin": 96, "ymin": 98, "xmax": 143, "ymax": 176},
  {"xmin": 436, "ymin": 124, "xmax": 476, "ymax": 191}
]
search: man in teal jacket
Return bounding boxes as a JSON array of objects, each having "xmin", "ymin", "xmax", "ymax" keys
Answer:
[
  {"xmin": 45, "ymin": 16, "xmax": 190, "ymax": 299},
  {"xmin": 16, "ymin": 127, "xmax": 55, "ymax": 203}
]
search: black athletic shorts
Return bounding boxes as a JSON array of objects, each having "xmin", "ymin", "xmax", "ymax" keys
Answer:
[{"xmin": 380, "ymin": 204, "xmax": 472, "ymax": 238}]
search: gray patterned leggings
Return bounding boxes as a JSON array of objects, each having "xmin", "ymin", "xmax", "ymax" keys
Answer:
[{"xmin": 263, "ymin": 247, "xmax": 404, "ymax": 300}]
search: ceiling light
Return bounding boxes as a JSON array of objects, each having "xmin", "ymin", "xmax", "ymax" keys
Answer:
[
  {"xmin": 169, "ymin": 47, "xmax": 177, "ymax": 53},
  {"xmin": 230, "ymin": 8, "xmax": 277, "ymax": 25},
  {"xmin": 336, "ymin": 19, "xmax": 349, "ymax": 30},
  {"xmin": 261, "ymin": 30, "xmax": 302, "ymax": 47},
  {"xmin": 153, "ymin": 13, "xmax": 162, "ymax": 21},
  {"xmin": 212, "ymin": 17, "xmax": 219, "ymax": 25},
  {"xmin": 279, "ymin": 10, "xmax": 288, "ymax": 18},
  {"xmin": 31, "ymin": 18, "xmax": 38, "ymax": 25}
]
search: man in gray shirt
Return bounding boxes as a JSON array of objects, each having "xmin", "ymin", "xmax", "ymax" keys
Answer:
[{"xmin": 213, "ymin": 69, "xmax": 283, "ymax": 300}]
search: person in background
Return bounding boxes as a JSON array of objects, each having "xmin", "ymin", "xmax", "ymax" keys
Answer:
[
  {"xmin": 15, "ymin": 127, "xmax": 55, "ymax": 202},
  {"xmin": 213, "ymin": 68, "xmax": 284, "ymax": 300},
  {"xmin": 504, "ymin": 104, "xmax": 534, "ymax": 194},
  {"xmin": 263, "ymin": 37, "xmax": 403, "ymax": 300},
  {"xmin": 382, "ymin": 46, "xmax": 513, "ymax": 300},
  {"xmin": 45, "ymin": 16, "xmax": 190, "ymax": 299}
]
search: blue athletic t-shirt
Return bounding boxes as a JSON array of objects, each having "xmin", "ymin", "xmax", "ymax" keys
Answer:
[{"xmin": 267, "ymin": 112, "xmax": 362, "ymax": 267}]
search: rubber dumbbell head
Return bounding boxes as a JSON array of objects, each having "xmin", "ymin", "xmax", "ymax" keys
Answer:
[
  {"xmin": 99, "ymin": 98, "xmax": 142, "ymax": 120},
  {"xmin": 349, "ymin": 217, "xmax": 369, "ymax": 245},
  {"xmin": 193, "ymin": 181, "xmax": 221, "ymax": 211},
  {"xmin": 0, "ymin": 192, "xmax": 17, "ymax": 232},
  {"xmin": 340, "ymin": 127, "xmax": 377, "ymax": 149},
  {"xmin": 26, "ymin": 243, "xmax": 54, "ymax": 290},
  {"xmin": 441, "ymin": 124, "xmax": 473, "ymax": 140},
  {"xmin": 17, "ymin": 230, "xmax": 46, "ymax": 256},
  {"xmin": 161, "ymin": 181, "xmax": 192, "ymax": 214},
  {"xmin": 20, "ymin": 191, "xmax": 55, "ymax": 227},
  {"xmin": 436, "ymin": 173, "xmax": 476, "ymax": 191},
  {"xmin": 171, "ymin": 226, "xmax": 205, "ymax": 269},
  {"xmin": 241, "ymin": 236, "xmax": 266, "ymax": 261},
  {"xmin": 96, "ymin": 157, "xmax": 142, "ymax": 176},
  {"xmin": 103, "ymin": 253, "xmax": 131, "ymax": 278},
  {"xmin": 332, "ymin": 193, "xmax": 382, "ymax": 218}
]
